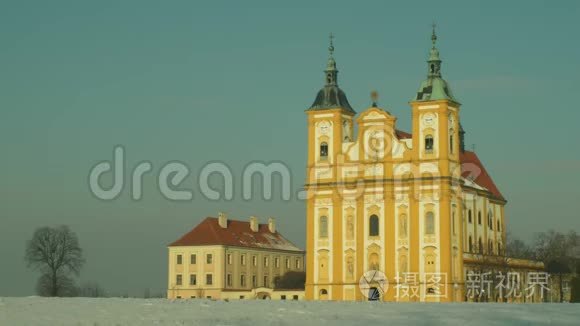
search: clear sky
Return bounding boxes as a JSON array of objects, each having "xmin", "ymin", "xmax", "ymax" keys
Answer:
[{"xmin": 1, "ymin": 0, "xmax": 579, "ymax": 296}]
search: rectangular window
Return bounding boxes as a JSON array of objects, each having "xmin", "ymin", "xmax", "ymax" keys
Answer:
[
  {"xmin": 176, "ymin": 274, "xmax": 182, "ymax": 286},
  {"xmin": 190, "ymin": 254, "xmax": 196, "ymax": 264},
  {"xmin": 190, "ymin": 274, "xmax": 197, "ymax": 286},
  {"xmin": 176, "ymin": 296, "xmax": 181, "ymax": 299},
  {"xmin": 292, "ymin": 295, "xmax": 299, "ymax": 300},
  {"xmin": 241, "ymin": 254, "xmax": 246, "ymax": 266},
  {"xmin": 286, "ymin": 258, "xmax": 290, "ymax": 269},
  {"xmin": 227, "ymin": 253, "xmax": 232, "ymax": 264},
  {"xmin": 252, "ymin": 275, "xmax": 257, "ymax": 288},
  {"xmin": 206, "ymin": 254, "xmax": 213, "ymax": 264},
  {"xmin": 275, "ymin": 257, "xmax": 280, "ymax": 268},
  {"xmin": 264, "ymin": 257, "xmax": 269, "ymax": 267},
  {"xmin": 425, "ymin": 136, "xmax": 434, "ymax": 153},
  {"xmin": 252, "ymin": 256, "xmax": 257, "ymax": 266},
  {"xmin": 263, "ymin": 276, "xmax": 269, "ymax": 287},
  {"xmin": 190, "ymin": 296, "xmax": 196, "ymax": 299},
  {"xmin": 295, "ymin": 259, "xmax": 300, "ymax": 269},
  {"xmin": 281, "ymin": 295, "xmax": 286, "ymax": 300},
  {"xmin": 206, "ymin": 274, "xmax": 213, "ymax": 285},
  {"xmin": 239, "ymin": 295, "xmax": 245, "ymax": 299},
  {"xmin": 227, "ymin": 273, "xmax": 232, "ymax": 286},
  {"xmin": 176, "ymin": 254, "xmax": 182, "ymax": 265},
  {"xmin": 241, "ymin": 274, "xmax": 246, "ymax": 287}
]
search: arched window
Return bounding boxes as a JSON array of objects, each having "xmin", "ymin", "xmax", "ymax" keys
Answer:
[
  {"xmin": 425, "ymin": 135, "xmax": 434, "ymax": 153},
  {"xmin": 369, "ymin": 215, "xmax": 379, "ymax": 237},
  {"xmin": 425, "ymin": 212, "xmax": 435, "ymax": 235},
  {"xmin": 319, "ymin": 216, "xmax": 328, "ymax": 238},
  {"xmin": 468, "ymin": 236, "xmax": 473, "ymax": 253},
  {"xmin": 488, "ymin": 212, "xmax": 493, "ymax": 230},
  {"xmin": 468, "ymin": 210, "xmax": 472, "ymax": 223},
  {"xmin": 478, "ymin": 212, "xmax": 482, "ymax": 225},
  {"xmin": 489, "ymin": 240, "xmax": 494, "ymax": 255},
  {"xmin": 320, "ymin": 142, "xmax": 328, "ymax": 160},
  {"xmin": 478, "ymin": 238, "xmax": 483, "ymax": 254},
  {"xmin": 497, "ymin": 220, "xmax": 501, "ymax": 232}
]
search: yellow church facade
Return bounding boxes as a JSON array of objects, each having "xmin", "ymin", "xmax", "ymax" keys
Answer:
[{"xmin": 304, "ymin": 30, "xmax": 542, "ymax": 302}]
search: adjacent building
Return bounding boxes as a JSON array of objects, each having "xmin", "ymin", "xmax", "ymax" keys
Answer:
[{"xmin": 167, "ymin": 213, "xmax": 305, "ymax": 300}]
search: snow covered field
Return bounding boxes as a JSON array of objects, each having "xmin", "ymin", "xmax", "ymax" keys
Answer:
[{"xmin": 0, "ymin": 297, "xmax": 579, "ymax": 326}]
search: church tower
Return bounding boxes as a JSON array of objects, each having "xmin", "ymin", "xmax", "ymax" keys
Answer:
[
  {"xmin": 304, "ymin": 34, "xmax": 356, "ymax": 301},
  {"xmin": 409, "ymin": 25, "xmax": 464, "ymax": 301}
]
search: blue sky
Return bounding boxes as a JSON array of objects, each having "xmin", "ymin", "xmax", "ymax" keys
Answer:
[{"xmin": 0, "ymin": 0, "xmax": 579, "ymax": 296}]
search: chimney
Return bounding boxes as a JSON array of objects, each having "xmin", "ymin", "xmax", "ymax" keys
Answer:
[
  {"xmin": 249, "ymin": 216, "xmax": 259, "ymax": 232},
  {"xmin": 218, "ymin": 212, "xmax": 227, "ymax": 229},
  {"xmin": 268, "ymin": 218, "xmax": 276, "ymax": 233}
]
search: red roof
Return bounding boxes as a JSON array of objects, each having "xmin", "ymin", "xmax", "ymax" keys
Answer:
[
  {"xmin": 169, "ymin": 217, "xmax": 304, "ymax": 252},
  {"xmin": 460, "ymin": 150, "xmax": 505, "ymax": 202},
  {"xmin": 394, "ymin": 130, "xmax": 504, "ymax": 201},
  {"xmin": 395, "ymin": 129, "xmax": 413, "ymax": 139}
]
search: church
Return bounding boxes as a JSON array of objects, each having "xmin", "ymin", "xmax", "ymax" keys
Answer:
[{"xmin": 304, "ymin": 29, "xmax": 542, "ymax": 302}]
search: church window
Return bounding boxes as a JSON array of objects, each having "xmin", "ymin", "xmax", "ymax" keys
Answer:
[
  {"xmin": 319, "ymin": 216, "xmax": 328, "ymax": 238},
  {"xmin": 320, "ymin": 142, "xmax": 328, "ymax": 160},
  {"xmin": 425, "ymin": 212, "xmax": 435, "ymax": 235},
  {"xmin": 478, "ymin": 212, "xmax": 482, "ymax": 225},
  {"xmin": 369, "ymin": 215, "xmax": 379, "ymax": 237},
  {"xmin": 425, "ymin": 135, "xmax": 434, "ymax": 153},
  {"xmin": 468, "ymin": 210, "xmax": 472, "ymax": 223},
  {"xmin": 478, "ymin": 238, "xmax": 483, "ymax": 254},
  {"xmin": 450, "ymin": 134, "xmax": 454, "ymax": 154},
  {"xmin": 497, "ymin": 220, "xmax": 501, "ymax": 232},
  {"xmin": 468, "ymin": 236, "xmax": 473, "ymax": 252}
]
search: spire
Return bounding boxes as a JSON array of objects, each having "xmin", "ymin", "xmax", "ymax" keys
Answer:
[
  {"xmin": 428, "ymin": 23, "xmax": 442, "ymax": 78},
  {"xmin": 307, "ymin": 33, "xmax": 355, "ymax": 113},
  {"xmin": 325, "ymin": 32, "xmax": 338, "ymax": 86},
  {"xmin": 414, "ymin": 24, "xmax": 457, "ymax": 102}
]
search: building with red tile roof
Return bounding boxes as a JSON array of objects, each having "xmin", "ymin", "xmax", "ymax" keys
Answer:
[{"xmin": 167, "ymin": 214, "xmax": 305, "ymax": 300}]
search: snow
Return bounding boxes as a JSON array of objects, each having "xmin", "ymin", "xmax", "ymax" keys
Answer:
[{"xmin": 0, "ymin": 297, "xmax": 578, "ymax": 325}]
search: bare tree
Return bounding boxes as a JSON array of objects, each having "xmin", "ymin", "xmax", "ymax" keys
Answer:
[
  {"xmin": 506, "ymin": 232, "xmax": 533, "ymax": 260},
  {"xmin": 533, "ymin": 230, "xmax": 579, "ymax": 302},
  {"xmin": 25, "ymin": 226, "xmax": 85, "ymax": 297}
]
